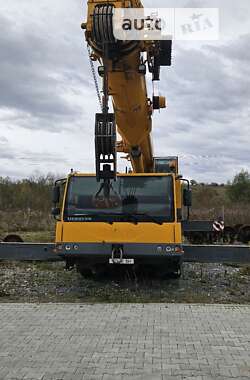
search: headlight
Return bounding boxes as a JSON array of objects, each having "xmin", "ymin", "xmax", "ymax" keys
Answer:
[{"xmin": 157, "ymin": 246, "xmax": 163, "ymax": 253}]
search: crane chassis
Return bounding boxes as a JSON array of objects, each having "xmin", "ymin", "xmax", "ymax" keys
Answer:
[{"xmin": 1, "ymin": 1, "xmax": 249, "ymax": 274}]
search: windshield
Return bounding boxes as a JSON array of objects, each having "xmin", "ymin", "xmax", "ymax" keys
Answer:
[{"xmin": 64, "ymin": 175, "xmax": 174, "ymax": 223}]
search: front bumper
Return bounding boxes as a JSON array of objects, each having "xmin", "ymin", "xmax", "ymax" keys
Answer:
[{"xmin": 55, "ymin": 242, "xmax": 184, "ymax": 265}]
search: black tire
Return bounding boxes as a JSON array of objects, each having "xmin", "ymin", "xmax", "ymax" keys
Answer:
[
  {"xmin": 171, "ymin": 263, "xmax": 183, "ymax": 279},
  {"xmin": 3, "ymin": 234, "xmax": 23, "ymax": 243},
  {"xmin": 238, "ymin": 225, "xmax": 250, "ymax": 244}
]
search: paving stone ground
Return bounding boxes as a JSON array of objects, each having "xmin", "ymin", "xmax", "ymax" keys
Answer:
[{"xmin": 0, "ymin": 304, "xmax": 249, "ymax": 380}]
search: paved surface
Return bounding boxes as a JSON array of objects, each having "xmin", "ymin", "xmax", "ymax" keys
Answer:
[{"xmin": 0, "ymin": 304, "xmax": 249, "ymax": 380}]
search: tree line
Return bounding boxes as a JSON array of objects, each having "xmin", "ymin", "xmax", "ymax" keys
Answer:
[
  {"xmin": 0, "ymin": 174, "xmax": 55, "ymax": 212},
  {"xmin": 0, "ymin": 170, "xmax": 249, "ymax": 212}
]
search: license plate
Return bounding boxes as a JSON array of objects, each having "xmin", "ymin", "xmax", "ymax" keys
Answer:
[{"xmin": 109, "ymin": 258, "xmax": 135, "ymax": 265}]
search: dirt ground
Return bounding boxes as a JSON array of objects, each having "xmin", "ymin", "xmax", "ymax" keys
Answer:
[{"xmin": 0, "ymin": 261, "xmax": 249, "ymax": 303}]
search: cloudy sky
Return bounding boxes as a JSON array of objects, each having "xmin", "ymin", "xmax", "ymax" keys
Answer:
[{"xmin": 0, "ymin": 0, "xmax": 249, "ymax": 183}]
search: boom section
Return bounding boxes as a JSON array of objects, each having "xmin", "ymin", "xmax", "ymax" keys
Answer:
[{"xmin": 83, "ymin": 0, "xmax": 171, "ymax": 173}]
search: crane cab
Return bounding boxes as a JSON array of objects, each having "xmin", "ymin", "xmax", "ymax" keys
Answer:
[{"xmin": 53, "ymin": 170, "xmax": 186, "ymax": 276}]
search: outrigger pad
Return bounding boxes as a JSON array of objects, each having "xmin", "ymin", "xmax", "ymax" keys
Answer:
[{"xmin": 95, "ymin": 113, "xmax": 117, "ymax": 182}]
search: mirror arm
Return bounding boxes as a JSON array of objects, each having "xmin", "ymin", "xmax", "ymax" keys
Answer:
[
  {"xmin": 180, "ymin": 178, "xmax": 191, "ymax": 220},
  {"xmin": 52, "ymin": 178, "xmax": 66, "ymax": 220}
]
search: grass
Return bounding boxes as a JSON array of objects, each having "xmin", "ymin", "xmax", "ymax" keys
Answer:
[
  {"xmin": 239, "ymin": 266, "xmax": 250, "ymax": 276},
  {"xmin": 0, "ymin": 261, "xmax": 249, "ymax": 304}
]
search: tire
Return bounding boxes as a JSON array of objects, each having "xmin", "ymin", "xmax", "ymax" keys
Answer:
[{"xmin": 3, "ymin": 234, "xmax": 23, "ymax": 243}]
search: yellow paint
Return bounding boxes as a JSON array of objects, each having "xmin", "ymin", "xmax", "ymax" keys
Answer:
[{"xmin": 56, "ymin": 221, "xmax": 181, "ymax": 244}]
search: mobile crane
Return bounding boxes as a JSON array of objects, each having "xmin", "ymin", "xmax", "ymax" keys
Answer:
[{"xmin": 52, "ymin": 0, "xmax": 192, "ymax": 277}]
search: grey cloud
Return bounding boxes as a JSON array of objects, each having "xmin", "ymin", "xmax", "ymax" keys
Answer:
[
  {"xmin": 0, "ymin": 13, "xmax": 93, "ymax": 131},
  {"xmin": 0, "ymin": 149, "xmax": 15, "ymax": 160},
  {"xmin": 18, "ymin": 151, "xmax": 68, "ymax": 165},
  {"xmin": 167, "ymin": 42, "xmax": 250, "ymax": 122},
  {"xmin": 0, "ymin": 1, "xmax": 249, "ymax": 182},
  {"xmin": 0, "ymin": 142, "xmax": 68, "ymax": 165},
  {"xmin": 206, "ymin": 34, "xmax": 250, "ymax": 63},
  {"xmin": 166, "ymin": 38, "xmax": 249, "ymax": 124},
  {"xmin": 153, "ymin": 33, "xmax": 250, "ymax": 181},
  {"xmin": 0, "ymin": 136, "xmax": 8, "ymax": 143}
]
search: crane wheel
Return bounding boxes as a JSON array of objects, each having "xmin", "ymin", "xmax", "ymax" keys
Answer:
[
  {"xmin": 3, "ymin": 234, "xmax": 23, "ymax": 243},
  {"xmin": 238, "ymin": 225, "xmax": 250, "ymax": 244},
  {"xmin": 223, "ymin": 226, "xmax": 236, "ymax": 244}
]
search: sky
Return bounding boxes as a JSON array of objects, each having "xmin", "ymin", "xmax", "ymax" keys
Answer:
[{"xmin": 0, "ymin": 0, "xmax": 249, "ymax": 183}]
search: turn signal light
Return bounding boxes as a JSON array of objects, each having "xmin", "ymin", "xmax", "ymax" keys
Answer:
[{"xmin": 175, "ymin": 246, "xmax": 184, "ymax": 254}]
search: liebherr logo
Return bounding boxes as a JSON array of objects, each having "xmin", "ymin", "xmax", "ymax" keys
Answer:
[{"xmin": 113, "ymin": 8, "xmax": 219, "ymax": 41}]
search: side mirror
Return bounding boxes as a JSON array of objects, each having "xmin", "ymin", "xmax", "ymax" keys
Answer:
[
  {"xmin": 183, "ymin": 188, "xmax": 192, "ymax": 207},
  {"xmin": 51, "ymin": 207, "xmax": 60, "ymax": 217},
  {"xmin": 52, "ymin": 186, "xmax": 60, "ymax": 204}
]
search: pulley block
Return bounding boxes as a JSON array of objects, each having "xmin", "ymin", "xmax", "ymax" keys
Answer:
[{"xmin": 95, "ymin": 113, "xmax": 117, "ymax": 182}]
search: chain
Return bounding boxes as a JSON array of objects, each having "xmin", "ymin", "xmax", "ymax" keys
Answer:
[{"xmin": 87, "ymin": 44, "xmax": 102, "ymax": 111}]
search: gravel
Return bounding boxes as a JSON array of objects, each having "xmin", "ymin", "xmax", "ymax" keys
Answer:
[{"xmin": 0, "ymin": 261, "xmax": 249, "ymax": 303}]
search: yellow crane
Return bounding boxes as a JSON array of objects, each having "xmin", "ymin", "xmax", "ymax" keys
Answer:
[{"xmin": 52, "ymin": 0, "xmax": 192, "ymax": 277}]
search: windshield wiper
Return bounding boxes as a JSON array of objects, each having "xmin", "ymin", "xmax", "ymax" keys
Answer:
[
  {"xmin": 120, "ymin": 213, "xmax": 139, "ymax": 225},
  {"xmin": 102, "ymin": 212, "xmax": 139, "ymax": 225},
  {"xmin": 107, "ymin": 212, "xmax": 163, "ymax": 225},
  {"xmin": 133, "ymin": 213, "xmax": 163, "ymax": 225}
]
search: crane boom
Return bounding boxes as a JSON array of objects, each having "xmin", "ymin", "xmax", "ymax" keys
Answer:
[{"xmin": 82, "ymin": 0, "xmax": 172, "ymax": 176}]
